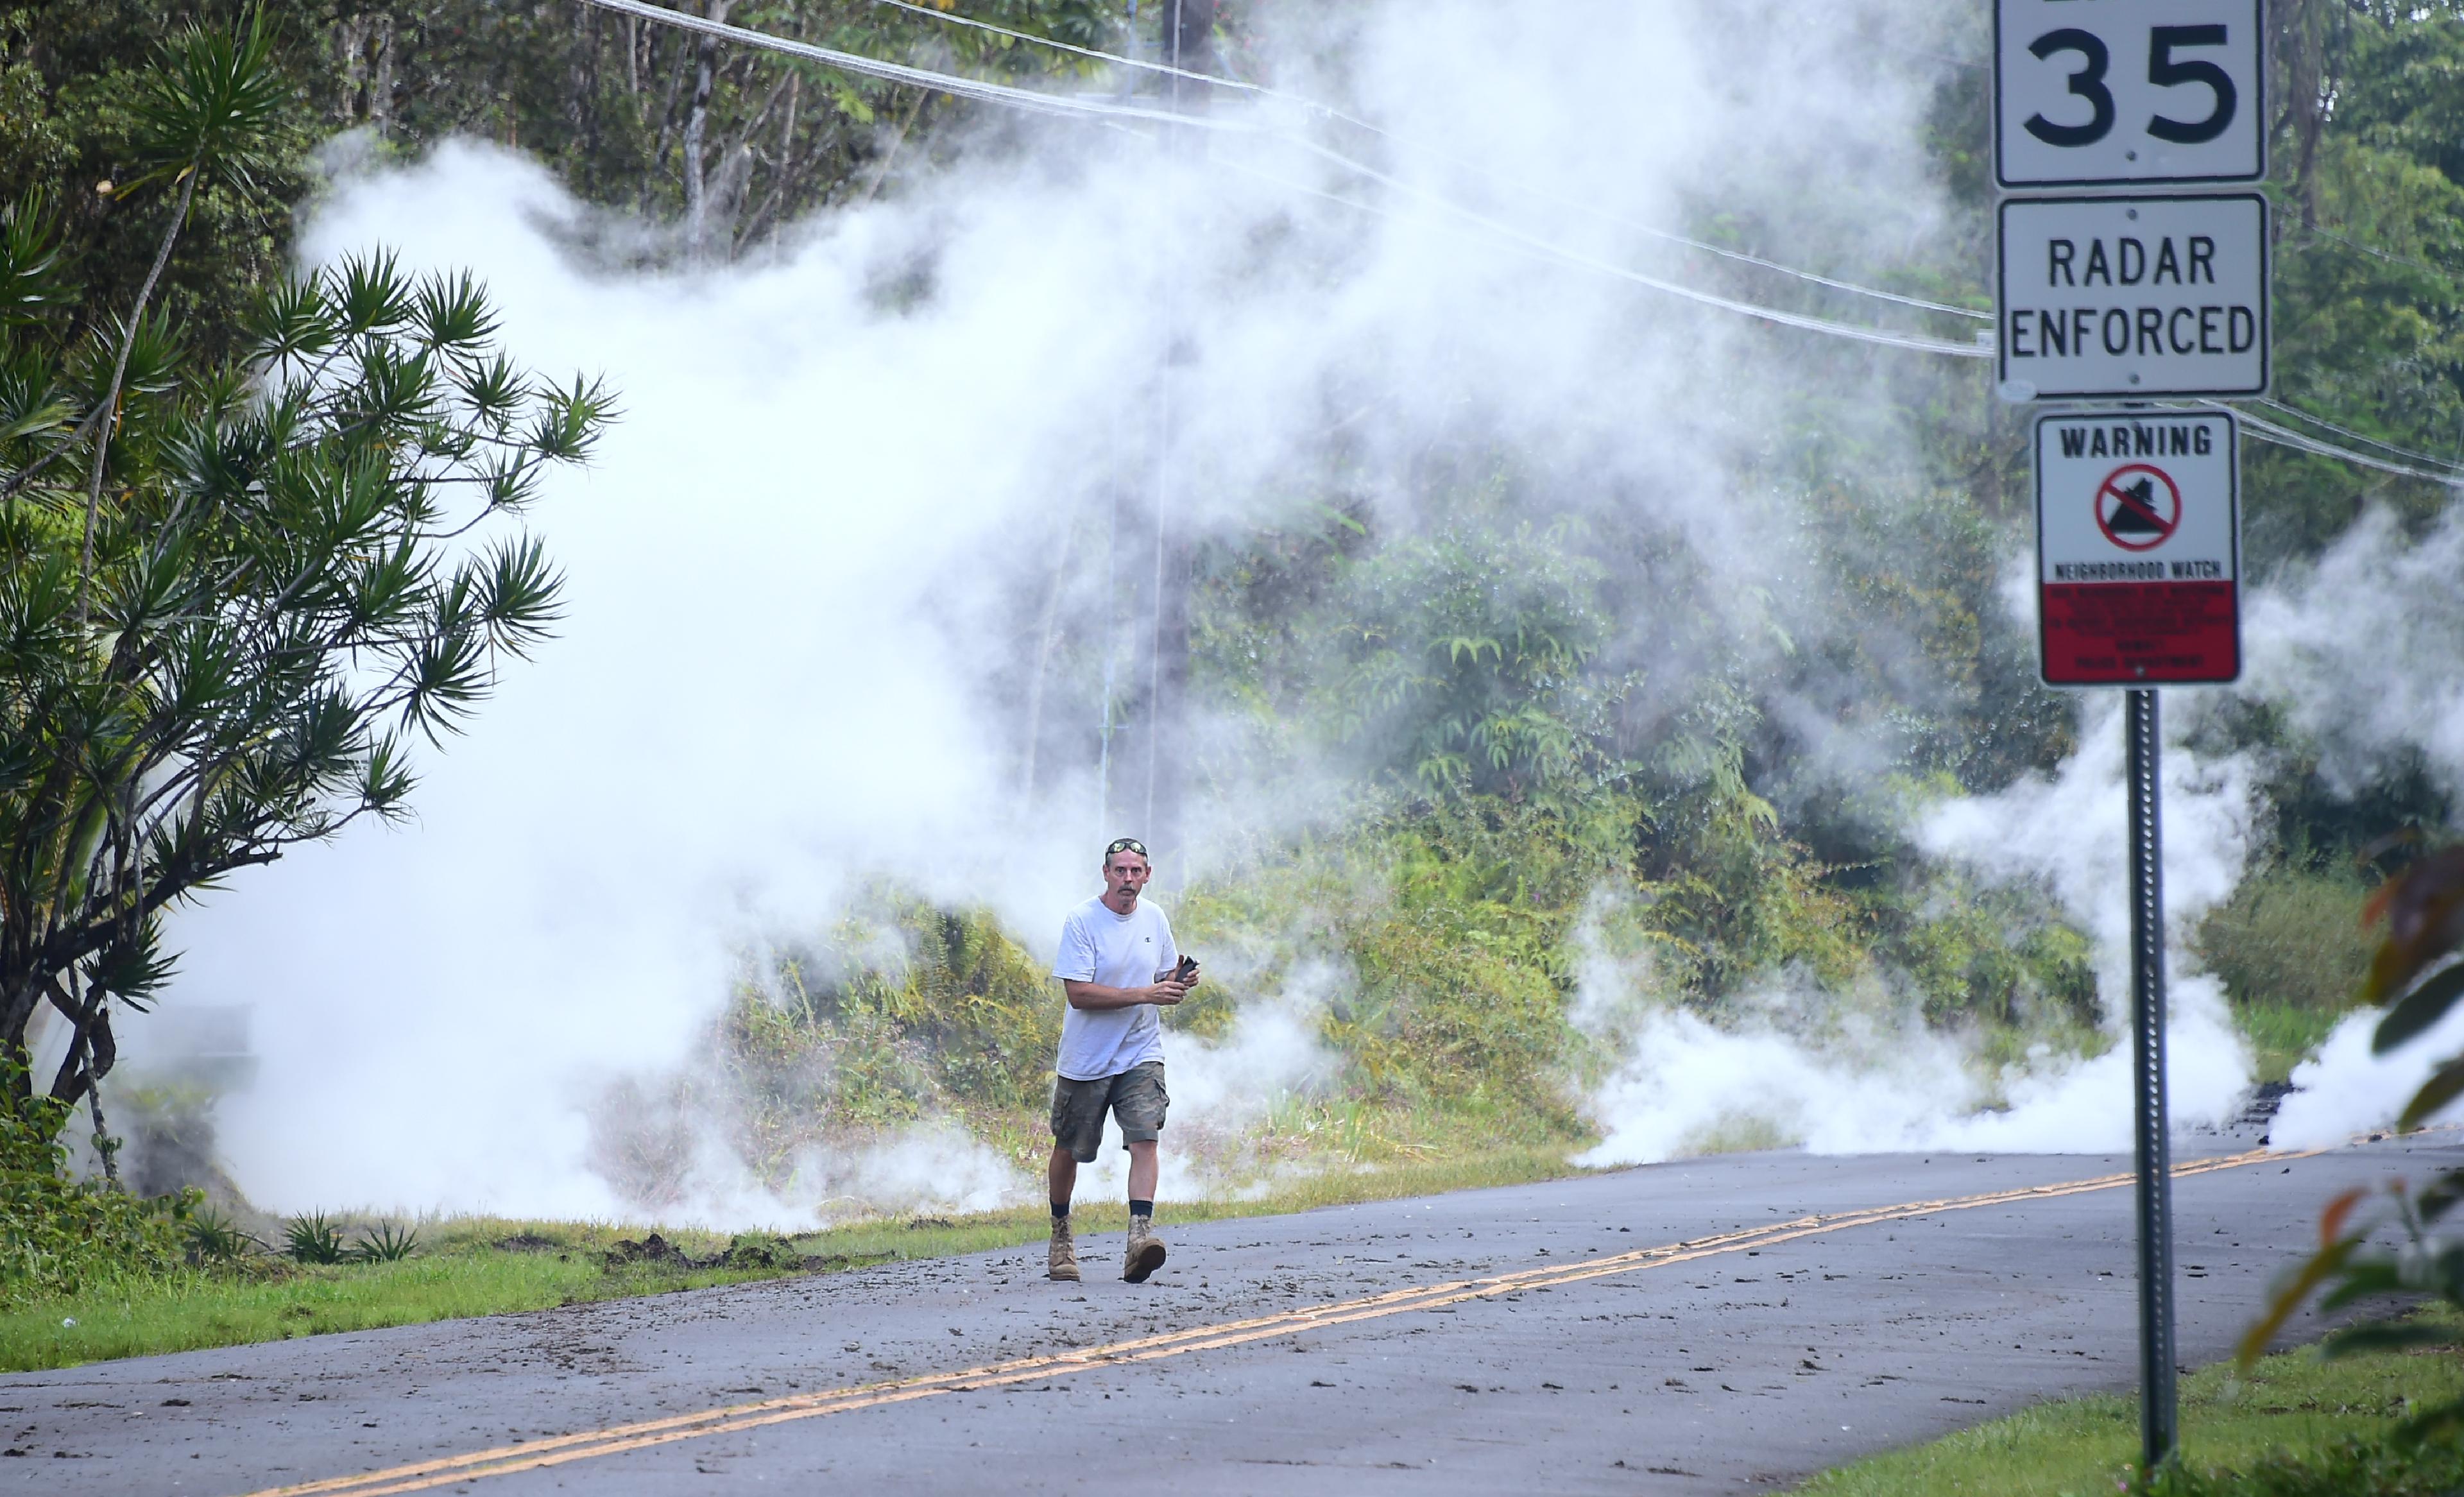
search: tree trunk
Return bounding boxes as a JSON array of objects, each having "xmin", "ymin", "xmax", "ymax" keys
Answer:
[
  {"xmin": 334, "ymin": 13, "xmax": 366, "ymax": 125},
  {"xmin": 646, "ymin": 15, "xmax": 696, "ymax": 216},
  {"xmin": 570, "ymin": 1, "xmax": 596, "ymax": 157},
  {"xmin": 857, "ymin": 81, "xmax": 929, "ymax": 207},
  {"xmin": 369, "ymin": 13, "xmax": 394, "ymax": 136},
  {"xmin": 79, "ymin": 167, "xmax": 200, "ymax": 629},
  {"xmin": 680, "ymin": 1, "xmax": 732, "ymax": 264},
  {"xmin": 1021, "ymin": 515, "xmax": 1081, "ymax": 799},
  {"xmin": 1168, "ymin": 0, "xmax": 1219, "ymax": 85},
  {"xmin": 2276, "ymin": 0, "xmax": 2337, "ymax": 232}
]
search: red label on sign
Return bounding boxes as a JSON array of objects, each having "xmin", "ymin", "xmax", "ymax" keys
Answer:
[{"xmin": 2041, "ymin": 581, "xmax": 2239, "ymax": 684}]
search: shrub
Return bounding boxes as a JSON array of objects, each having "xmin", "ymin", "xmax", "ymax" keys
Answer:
[
  {"xmin": 2196, "ymin": 862, "xmax": 2374, "ymax": 1013},
  {"xmin": 181, "ymin": 1205, "xmax": 259, "ymax": 1265},
  {"xmin": 0, "ymin": 1086, "xmax": 185, "ymax": 1305},
  {"xmin": 350, "ymin": 1223, "xmax": 420, "ymax": 1263},
  {"xmin": 283, "ymin": 1212, "xmax": 346, "ymax": 1265}
]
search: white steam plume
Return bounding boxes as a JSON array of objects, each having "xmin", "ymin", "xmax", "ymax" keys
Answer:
[
  {"xmin": 1577, "ymin": 693, "xmax": 2260, "ymax": 1166},
  {"xmin": 2248, "ymin": 508, "xmax": 2464, "ymax": 1143},
  {"xmin": 140, "ymin": 0, "xmax": 2025, "ymax": 1219},
  {"xmin": 2243, "ymin": 506, "xmax": 2464, "ymax": 801}
]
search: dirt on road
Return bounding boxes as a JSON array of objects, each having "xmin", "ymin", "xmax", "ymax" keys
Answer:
[{"xmin": 4, "ymin": 1130, "xmax": 2443, "ymax": 1496}]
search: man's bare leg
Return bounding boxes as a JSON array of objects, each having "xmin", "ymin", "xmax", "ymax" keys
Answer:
[
  {"xmin": 1046, "ymin": 1145, "xmax": 1081, "ymax": 1282},
  {"xmin": 1123, "ymin": 1140, "xmax": 1165, "ymax": 1283}
]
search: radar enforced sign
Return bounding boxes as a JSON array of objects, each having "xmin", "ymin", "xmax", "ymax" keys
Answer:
[{"xmin": 2035, "ymin": 409, "xmax": 2240, "ymax": 686}]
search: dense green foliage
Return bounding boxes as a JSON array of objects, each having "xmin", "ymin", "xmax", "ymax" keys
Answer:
[
  {"xmin": 2243, "ymin": 846, "xmax": 2464, "ymax": 1450},
  {"xmin": 0, "ymin": 14, "xmax": 612, "ymax": 1128},
  {"xmin": 0, "ymin": 0, "xmax": 1119, "ymax": 348},
  {"xmin": 1160, "ymin": 0, "xmax": 2464, "ymax": 1109},
  {"xmin": 0, "ymin": 1075, "xmax": 183, "ymax": 1305},
  {"xmin": 2198, "ymin": 864, "xmax": 2376, "ymax": 1016}
]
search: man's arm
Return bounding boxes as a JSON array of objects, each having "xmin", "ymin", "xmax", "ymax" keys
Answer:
[{"xmin": 1063, "ymin": 979, "xmax": 1186, "ymax": 1011}]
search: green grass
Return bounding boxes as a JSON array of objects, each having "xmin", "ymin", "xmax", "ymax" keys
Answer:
[
  {"xmin": 2237, "ymin": 1000, "xmax": 2348, "ymax": 1085},
  {"xmin": 0, "ymin": 1145, "xmax": 1580, "ymax": 1374},
  {"xmin": 1797, "ymin": 1314, "xmax": 2464, "ymax": 1497}
]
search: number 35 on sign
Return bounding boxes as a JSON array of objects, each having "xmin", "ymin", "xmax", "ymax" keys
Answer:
[{"xmin": 1996, "ymin": 0, "xmax": 2264, "ymax": 187}]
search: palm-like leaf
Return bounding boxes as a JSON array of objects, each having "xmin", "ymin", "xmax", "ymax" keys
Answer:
[
  {"xmin": 124, "ymin": 8, "xmax": 291, "ymax": 198},
  {"xmin": 0, "ymin": 13, "xmax": 608, "ymax": 1136},
  {"xmin": 0, "ymin": 195, "xmax": 70, "ymax": 327}
]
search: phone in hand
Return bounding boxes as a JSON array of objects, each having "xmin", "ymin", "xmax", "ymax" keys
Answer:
[{"xmin": 1174, "ymin": 955, "xmax": 1198, "ymax": 984}]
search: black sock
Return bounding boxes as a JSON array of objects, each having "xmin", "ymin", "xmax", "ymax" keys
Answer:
[
  {"xmin": 1129, "ymin": 1199, "xmax": 1152, "ymax": 1219},
  {"xmin": 1051, "ymin": 1200, "xmax": 1070, "ymax": 1220}
]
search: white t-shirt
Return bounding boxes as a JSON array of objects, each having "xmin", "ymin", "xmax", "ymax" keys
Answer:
[{"xmin": 1049, "ymin": 894, "xmax": 1179, "ymax": 1081}]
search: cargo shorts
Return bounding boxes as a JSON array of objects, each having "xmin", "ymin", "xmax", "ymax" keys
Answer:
[{"xmin": 1050, "ymin": 1061, "xmax": 1168, "ymax": 1163}]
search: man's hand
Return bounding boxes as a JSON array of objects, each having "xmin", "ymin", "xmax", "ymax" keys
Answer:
[{"xmin": 1143, "ymin": 980, "xmax": 1188, "ymax": 1005}]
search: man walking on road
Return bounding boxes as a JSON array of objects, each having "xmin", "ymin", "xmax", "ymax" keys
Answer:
[{"xmin": 1047, "ymin": 837, "xmax": 1196, "ymax": 1285}]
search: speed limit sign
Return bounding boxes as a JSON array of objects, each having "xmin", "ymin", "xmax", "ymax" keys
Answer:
[{"xmin": 1996, "ymin": 1, "xmax": 2264, "ymax": 187}]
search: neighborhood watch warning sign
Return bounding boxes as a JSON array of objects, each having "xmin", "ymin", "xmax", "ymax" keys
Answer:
[{"xmin": 2035, "ymin": 409, "xmax": 2240, "ymax": 686}]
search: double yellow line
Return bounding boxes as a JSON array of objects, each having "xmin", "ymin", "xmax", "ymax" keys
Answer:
[{"xmin": 244, "ymin": 1145, "xmax": 2312, "ymax": 1497}]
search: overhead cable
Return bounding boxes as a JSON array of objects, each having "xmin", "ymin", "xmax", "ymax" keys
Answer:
[
  {"xmin": 2286, "ymin": 228, "xmax": 2456, "ymax": 282},
  {"xmin": 586, "ymin": 0, "xmax": 2452, "ymax": 483},
  {"xmin": 873, "ymin": 0, "xmax": 1992, "ymax": 323},
  {"xmin": 586, "ymin": 0, "xmax": 1204, "ymax": 124},
  {"xmin": 592, "ymin": 0, "xmax": 1987, "ymax": 355},
  {"xmin": 1262, "ymin": 133, "xmax": 1993, "ymax": 357},
  {"xmin": 870, "ymin": 0, "xmax": 1269, "ymax": 98},
  {"xmin": 2198, "ymin": 402, "xmax": 2464, "ymax": 486},
  {"xmin": 2250, "ymin": 395, "xmax": 2464, "ymax": 475}
]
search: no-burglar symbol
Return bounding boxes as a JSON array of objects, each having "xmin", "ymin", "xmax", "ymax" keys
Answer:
[{"xmin": 2095, "ymin": 465, "xmax": 2181, "ymax": 551}]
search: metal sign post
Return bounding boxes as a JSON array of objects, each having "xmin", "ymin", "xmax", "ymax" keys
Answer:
[
  {"xmin": 2033, "ymin": 407, "xmax": 2235, "ymax": 1467},
  {"xmin": 1998, "ymin": 0, "xmax": 2264, "ymax": 1475},
  {"xmin": 2127, "ymin": 688, "xmax": 2177, "ymax": 1462}
]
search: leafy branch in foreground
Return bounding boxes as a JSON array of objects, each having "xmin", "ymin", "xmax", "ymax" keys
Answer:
[
  {"xmin": 2243, "ymin": 843, "xmax": 2464, "ymax": 1443},
  {"xmin": 0, "ymin": 10, "xmax": 613, "ymax": 1142}
]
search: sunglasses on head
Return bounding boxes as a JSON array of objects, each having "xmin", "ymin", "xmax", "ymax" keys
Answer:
[{"xmin": 1106, "ymin": 837, "xmax": 1147, "ymax": 860}]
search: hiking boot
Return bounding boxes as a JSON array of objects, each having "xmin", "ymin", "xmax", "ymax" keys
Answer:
[
  {"xmin": 1048, "ymin": 1217, "xmax": 1081, "ymax": 1283},
  {"xmin": 1124, "ymin": 1215, "xmax": 1166, "ymax": 1283}
]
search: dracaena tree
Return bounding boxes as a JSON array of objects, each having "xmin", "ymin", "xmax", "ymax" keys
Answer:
[{"xmin": 0, "ymin": 10, "xmax": 612, "ymax": 1154}]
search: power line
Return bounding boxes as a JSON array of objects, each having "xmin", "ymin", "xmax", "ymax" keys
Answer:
[
  {"xmin": 585, "ymin": 0, "xmax": 2455, "ymax": 485},
  {"xmin": 586, "ymin": 0, "xmax": 1198, "ymax": 124},
  {"xmin": 871, "ymin": 0, "xmax": 1265, "ymax": 98},
  {"xmin": 1258, "ymin": 132, "xmax": 1994, "ymax": 358},
  {"xmin": 878, "ymin": 0, "xmax": 1993, "ymax": 323},
  {"xmin": 594, "ymin": 0, "xmax": 1987, "ymax": 354},
  {"xmin": 2250, "ymin": 395, "xmax": 2464, "ymax": 474},
  {"xmin": 2198, "ymin": 402, "xmax": 2464, "ymax": 486},
  {"xmin": 2284, "ymin": 228, "xmax": 2456, "ymax": 282}
]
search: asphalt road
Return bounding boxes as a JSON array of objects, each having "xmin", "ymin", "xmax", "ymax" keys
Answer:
[{"xmin": 7, "ymin": 1129, "xmax": 2449, "ymax": 1497}]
